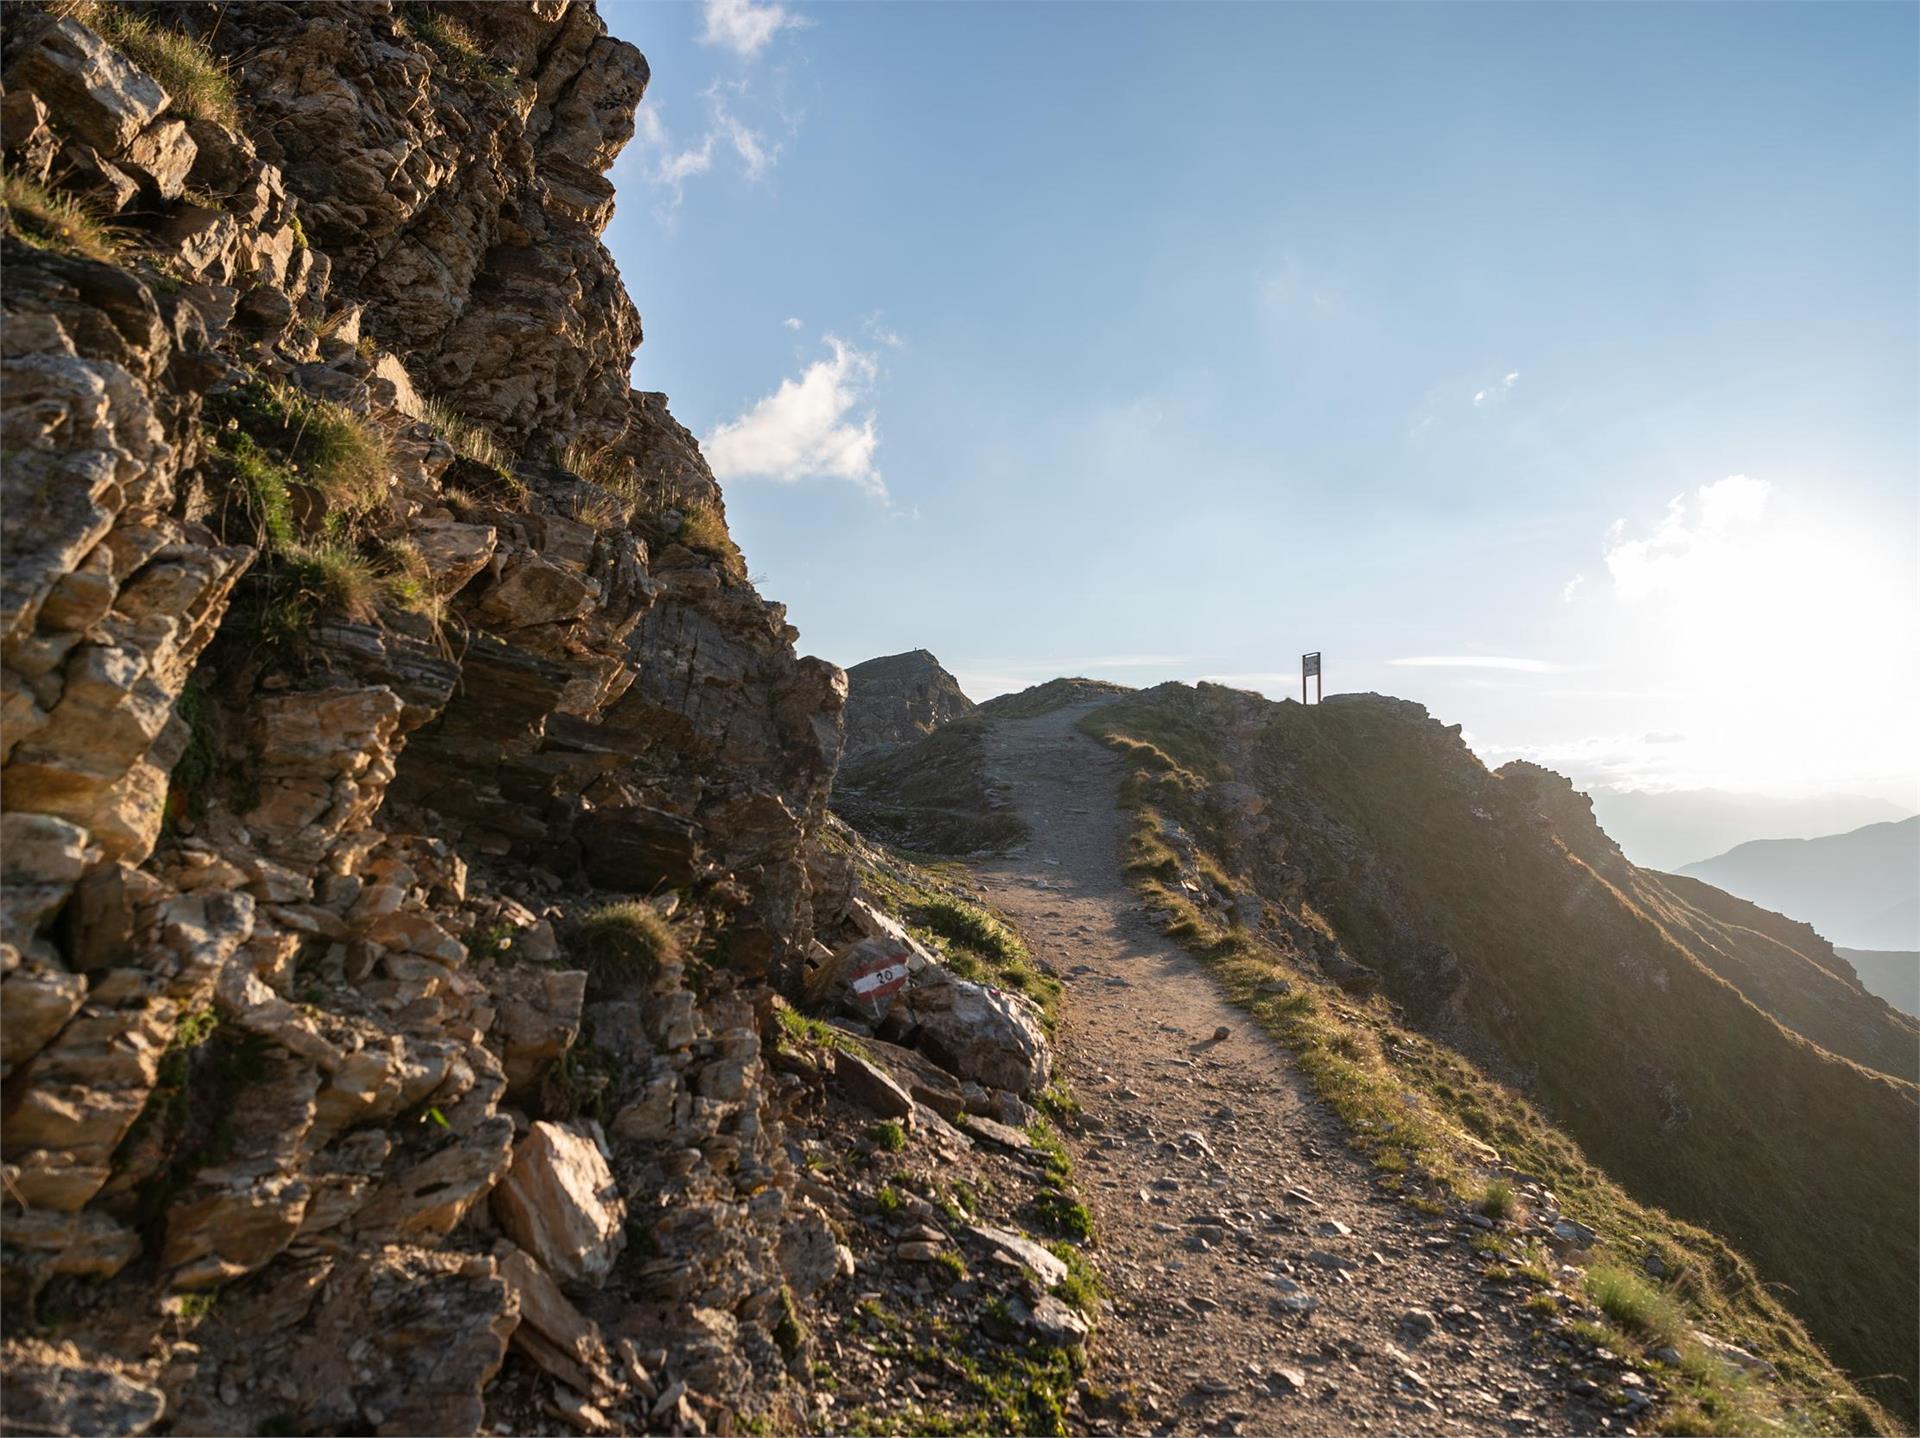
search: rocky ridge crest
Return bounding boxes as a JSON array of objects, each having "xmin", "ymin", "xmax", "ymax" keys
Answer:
[{"xmin": 840, "ymin": 647, "xmax": 975, "ymax": 759}]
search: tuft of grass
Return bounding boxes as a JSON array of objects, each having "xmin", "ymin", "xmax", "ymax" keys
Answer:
[
  {"xmin": 933, "ymin": 1250, "xmax": 967, "ymax": 1283},
  {"xmin": 911, "ymin": 893, "xmax": 1061, "ymax": 1027},
  {"xmin": 1034, "ymin": 1081, "xmax": 1080, "ymax": 1126},
  {"xmin": 419, "ymin": 394, "xmax": 511, "ymax": 471},
  {"xmin": 1511, "ymin": 1241, "xmax": 1555, "ymax": 1285},
  {"xmin": 378, "ymin": 540, "xmax": 446, "ymax": 625},
  {"xmin": 1022, "ymin": 1121, "xmax": 1073, "ymax": 1190},
  {"xmin": 397, "ymin": 3, "xmax": 520, "ymax": 96},
  {"xmin": 280, "ymin": 541, "xmax": 380, "ymax": 621},
  {"xmin": 868, "ymin": 1119, "xmax": 908, "ymax": 1154},
  {"xmin": 1523, "ymin": 1291, "xmax": 1560, "ymax": 1317},
  {"xmin": 773, "ymin": 1004, "xmax": 865, "ymax": 1058},
  {"xmin": 571, "ymin": 488, "xmax": 630, "ymax": 531},
  {"xmin": 574, "ymin": 902, "xmax": 679, "ymax": 995},
  {"xmin": 1567, "ymin": 1317, "xmax": 1626, "ymax": 1351},
  {"xmin": 1, "ymin": 169, "xmax": 123, "ymax": 262},
  {"xmin": 212, "ymin": 378, "xmax": 389, "ymax": 518},
  {"xmin": 1045, "ymin": 1241, "xmax": 1103, "ymax": 1317},
  {"xmin": 1477, "ymin": 1177, "xmax": 1517, "ymax": 1221},
  {"xmin": 176, "ymin": 1290, "xmax": 218, "ymax": 1320},
  {"xmin": 874, "ymin": 1184, "xmax": 906, "ymax": 1218},
  {"xmin": 59, "ymin": 1, "xmax": 237, "ymax": 125},
  {"xmin": 1032, "ymin": 1191, "xmax": 1092, "ymax": 1243},
  {"xmin": 216, "ymin": 432, "xmax": 295, "ymax": 551},
  {"xmin": 1585, "ymin": 1264, "xmax": 1686, "ymax": 1347},
  {"xmin": 676, "ymin": 502, "xmax": 747, "ymax": 581},
  {"xmin": 562, "ymin": 437, "xmax": 634, "ymax": 493}
]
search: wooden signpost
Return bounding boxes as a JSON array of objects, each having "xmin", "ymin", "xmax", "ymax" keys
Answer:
[{"xmin": 1302, "ymin": 651, "xmax": 1321, "ymax": 705}]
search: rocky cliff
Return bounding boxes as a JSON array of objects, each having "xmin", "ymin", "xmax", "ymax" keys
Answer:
[
  {"xmin": 0, "ymin": 4, "xmax": 854, "ymax": 1431},
  {"xmin": 840, "ymin": 648, "xmax": 974, "ymax": 759}
]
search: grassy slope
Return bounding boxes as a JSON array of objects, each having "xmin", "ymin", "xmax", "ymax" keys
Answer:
[
  {"xmin": 1629, "ymin": 870, "xmax": 1919, "ymax": 1082},
  {"xmin": 831, "ymin": 719, "xmax": 1029, "ymax": 855},
  {"xmin": 1083, "ymin": 684, "xmax": 1910, "ymax": 1435}
]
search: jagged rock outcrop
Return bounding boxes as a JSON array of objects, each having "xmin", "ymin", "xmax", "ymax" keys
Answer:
[
  {"xmin": 0, "ymin": 4, "xmax": 845, "ymax": 1432},
  {"xmin": 840, "ymin": 648, "xmax": 974, "ymax": 758}
]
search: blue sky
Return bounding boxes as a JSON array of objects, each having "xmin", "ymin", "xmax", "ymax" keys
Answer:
[{"xmin": 600, "ymin": 0, "xmax": 1918, "ymax": 805}]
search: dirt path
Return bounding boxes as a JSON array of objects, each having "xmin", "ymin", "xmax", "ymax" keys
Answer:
[{"xmin": 970, "ymin": 702, "xmax": 1604, "ymax": 1437}]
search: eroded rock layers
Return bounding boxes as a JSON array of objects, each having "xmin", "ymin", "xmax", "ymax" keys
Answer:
[{"xmin": 0, "ymin": 4, "xmax": 848, "ymax": 1432}]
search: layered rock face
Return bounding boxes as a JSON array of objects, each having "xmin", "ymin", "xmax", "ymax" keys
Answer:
[
  {"xmin": 1, "ymin": 4, "xmax": 845, "ymax": 1432},
  {"xmin": 840, "ymin": 648, "xmax": 974, "ymax": 758}
]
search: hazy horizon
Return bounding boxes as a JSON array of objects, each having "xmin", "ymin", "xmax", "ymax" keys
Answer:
[{"xmin": 601, "ymin": 0, "xmax": 1918, "ymax": 810}]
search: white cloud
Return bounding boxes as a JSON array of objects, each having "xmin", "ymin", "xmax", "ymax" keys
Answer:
[
  {"xmin": 706, "ymin": 337, "xmax": 885, "ymax": 498},
  {"xmin": 1473, "ymin": 369, "xmax": 1520, "ymax": 407},
  {"xmin": 1603, "ymin": 474, "xmax": 1773, "ymax": 601},
  {"xmin": 698, "ymin": 0, "xmax": 808, "ymax": 59},
  {"xmin": 1388, "ymin": 655, "xmax": 1575, "ymax": 674},
  {"xmin": 1562, "ymin": 574, "xmax": 1587, "ymax": 604},
  {"xmin": 783, "ymin": 316, "xmax": 803, "ymax": 331},
  {"xmin": 863, "ymin": 314, "xmax": 905, "ymax": 349}
]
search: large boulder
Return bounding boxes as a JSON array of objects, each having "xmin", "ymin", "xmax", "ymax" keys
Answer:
[
  {"xmin": 490, "ymin": 1122, "xmax": 625, "ymax": 1287},
  {"xmin": 890, "ymin": 971, "xmax": 1051, "ymax": 1097}
]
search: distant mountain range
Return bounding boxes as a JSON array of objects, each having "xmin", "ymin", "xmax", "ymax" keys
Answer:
[
  {"xmin": 1586, "ymin": 787, "xmax": 1911, "ymax": 872},
  {"xmin": 1677, "ymin": 816, "xmax": 1920, "ymax": 952}
]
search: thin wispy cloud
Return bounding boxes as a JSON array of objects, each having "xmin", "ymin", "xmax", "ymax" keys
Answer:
[
  {"xmin": 640, "ymin": 84, "xmax": 779, "ymax": 206},
  {"xmin": 706, "ymin": 336, "xmax": 886, "ymax": 499},
  {"xmin": 628, "ymin": 4, "xmax": 801, "ymax": 211},
  {"xmin": 1389, "ymin": 655, "xmax": 1574, "ymax": 674},
  {"xmin": 783, "ymin": 316, "xmax": 803, "ymax": 331},
  {"xmin": 1473, "ymin": 369, "xmax": 1521, "ymax": 407},
  {"xmin": 1562, "ymin": 574, "xmax": 1587, "ymax": 603},
  {"xmin": 699, "ymin": 0, "xmax": 809, "ymax": 60}
]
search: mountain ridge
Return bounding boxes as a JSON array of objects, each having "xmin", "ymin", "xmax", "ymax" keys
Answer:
[
  {"xmin": 1082, "ymin": 682, "xmax": 1916, "ymax": 1420},
  {"xmin": 830, "ymin": 666, "xmax": 1915, "ymax": 1423}
]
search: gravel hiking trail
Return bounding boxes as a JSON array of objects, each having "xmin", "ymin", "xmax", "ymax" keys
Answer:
[{"xmin": 969, "ymin": 701, "xmax": 1605, "ymax": 1437}]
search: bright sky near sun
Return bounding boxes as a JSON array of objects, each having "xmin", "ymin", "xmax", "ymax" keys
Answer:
[{"xmin": 599, "ymin": 0, "xmax": 1918, "ymax": 807}]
